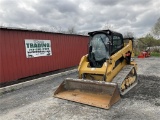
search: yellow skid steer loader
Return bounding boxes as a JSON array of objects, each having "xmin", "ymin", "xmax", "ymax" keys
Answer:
[{"xmin": 54, "ymin": 30, "xmax": 138, "ymax": 109}]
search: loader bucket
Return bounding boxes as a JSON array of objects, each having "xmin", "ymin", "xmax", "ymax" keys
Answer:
[{"xmin": 54, "ymin": 78, "xmax": 120, "ymax": 109}]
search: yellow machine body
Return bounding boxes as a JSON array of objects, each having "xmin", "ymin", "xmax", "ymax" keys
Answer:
[{"xmin": 78, "ymin": 40, "xmax": 137, "ymax": 82}]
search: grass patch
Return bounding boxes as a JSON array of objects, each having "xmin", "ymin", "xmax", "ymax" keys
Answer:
[{"xmin": 151, "ymin": 52, "xmax": 160, "ymax": 57}]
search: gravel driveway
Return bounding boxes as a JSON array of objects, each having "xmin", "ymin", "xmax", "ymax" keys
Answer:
[{"xmin": 0, "ymin": 57, "xmax": 160, "ymax": 120}]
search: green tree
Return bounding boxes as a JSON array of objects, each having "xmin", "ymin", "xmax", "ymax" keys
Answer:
[
  {"xmin": 152, "ymin": 17, "xmax": 160, "ymax": 38},
  {"xmin": 137, "ymin": 34, "xmax": 159, "ymax": 51}
]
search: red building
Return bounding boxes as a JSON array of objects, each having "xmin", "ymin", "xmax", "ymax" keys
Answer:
[{"xmin": 0, "ymin": 27, "xmax": 89, "ymax": 83}]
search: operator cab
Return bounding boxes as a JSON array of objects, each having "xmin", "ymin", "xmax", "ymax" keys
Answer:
[{"xmin": 88, "ymin": 29, "xmax": 124, "ymax": 67}]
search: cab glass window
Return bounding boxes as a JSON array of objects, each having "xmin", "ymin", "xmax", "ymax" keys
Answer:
[{"xmin": 112, "ymin": 36, "xmax": 123, "ymax": 53}]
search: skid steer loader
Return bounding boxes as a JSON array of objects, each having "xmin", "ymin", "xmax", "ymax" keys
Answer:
[{"xmin": 54, "ymin": 30, "xmax": 138, "ymax": 109}]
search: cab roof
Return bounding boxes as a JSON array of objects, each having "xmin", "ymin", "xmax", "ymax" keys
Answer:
[{"xmin": 88, "ymin": 29, "xmax": 122, "ymax": 37}]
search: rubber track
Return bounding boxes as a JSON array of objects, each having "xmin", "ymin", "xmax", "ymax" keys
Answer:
[{"xmin": 112, "ymin": 65, "xmax": 138, "ymax": 95}]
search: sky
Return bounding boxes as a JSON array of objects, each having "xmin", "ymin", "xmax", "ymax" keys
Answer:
[{"xmin": 0, "ymin": 0, "xmax": 160, "ymax": 37}]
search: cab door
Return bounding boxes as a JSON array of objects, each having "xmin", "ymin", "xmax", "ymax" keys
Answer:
[{"xmin": 111, "ymin": 35, "xmax": 124, "ymax": 55}]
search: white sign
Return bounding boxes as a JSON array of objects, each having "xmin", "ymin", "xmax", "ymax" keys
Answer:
[{"xmin": 25, "ymin": 39, "xmax": 52, "ymax": 58}]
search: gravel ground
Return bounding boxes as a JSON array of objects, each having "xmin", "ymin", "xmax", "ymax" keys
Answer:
[
  {"xmin": 135, "ymin": 57, "xmax": 160, "ymax": 77},
  {"xmin": 0, "ymin": 57, "xmax": 160, "ymax": 120}
]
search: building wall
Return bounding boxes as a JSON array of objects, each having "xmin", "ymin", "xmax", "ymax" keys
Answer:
[{"xmin": 0, "ymin": 28, "xmax": 89, "ymax": 83}]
